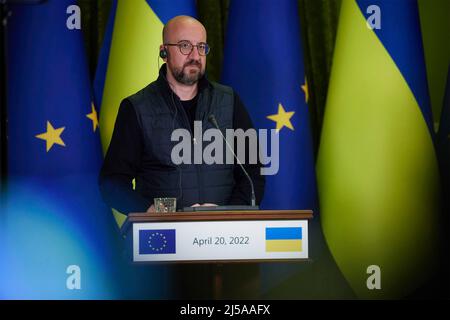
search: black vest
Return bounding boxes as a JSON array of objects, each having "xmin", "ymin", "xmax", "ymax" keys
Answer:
[{"xmin": 126, "ymin": 66, "xmax": 235, "ymax": 208}]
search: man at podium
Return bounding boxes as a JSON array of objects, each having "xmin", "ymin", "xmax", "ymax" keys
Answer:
[{"xmin": 98, "ymin": 15, "xmax": 265, "ymax": 215}]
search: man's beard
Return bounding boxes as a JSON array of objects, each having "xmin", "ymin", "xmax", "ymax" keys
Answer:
[{"xmin": 172, "ymin": 60, "xmax": 205, "ymax": 85}]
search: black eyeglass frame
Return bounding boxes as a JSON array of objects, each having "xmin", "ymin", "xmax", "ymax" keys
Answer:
[{"xmin": 164, "ymin": 40, "xmax": 210, "ymax": 56}]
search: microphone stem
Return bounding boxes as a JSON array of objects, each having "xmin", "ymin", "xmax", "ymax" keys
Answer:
[{"xmin": 212, "ymin": 118, "xmax": 257, "ymax": 207}]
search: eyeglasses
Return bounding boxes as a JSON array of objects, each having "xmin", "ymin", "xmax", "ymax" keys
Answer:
[{"xmin": 164, "ymin": 40, "xmax": 210, "ymax": 56}]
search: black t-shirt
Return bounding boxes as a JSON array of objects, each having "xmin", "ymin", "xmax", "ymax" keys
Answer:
[{"xmin": 180, "ymin": 95, "xmax": 198, "ymax": 132}]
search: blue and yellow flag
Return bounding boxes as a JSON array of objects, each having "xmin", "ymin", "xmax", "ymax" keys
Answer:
[
  {"xmin": 221, "ymin": 0, "xmax": 319, "ymax": 297},
  {"xmin": 94, "ymin": 0, "xmax": 196, "ymax": 227},
  {"xmin": 1, "ymin": 0, "xmax": 130, "ymax": 299},
  {"xmin": 221, "ymin": 0, "xmax": 318, "ymax": 212},
  {"xmin": 316, "ymin": 0, "xmax": 441, "ymax": 298},
  {"xmin": 265, "ymin": 227, "xmax": 303, "ymax": 252}
]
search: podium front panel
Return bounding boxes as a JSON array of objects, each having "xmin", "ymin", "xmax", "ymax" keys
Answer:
[{"xmin": 132, "ymin": 219, "xmax": 308, "ymax": 263}]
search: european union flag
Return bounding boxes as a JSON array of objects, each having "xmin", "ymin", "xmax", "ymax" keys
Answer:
[
  {"xmin": 221, "ymin": 0, "xmax": 318, "ymax": 211},
  {"xmin": 139, "ymin": 230, "xmax": 176, "ymax": 254},
  {"xmin": 221, "ymin": 1, "xmax": 318, "ymax": 293},
  {"xmin": 3, "ymin": 0, "xmax": 127, "ymax": 299}
]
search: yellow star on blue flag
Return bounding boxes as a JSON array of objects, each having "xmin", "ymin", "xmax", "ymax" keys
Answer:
[
  {"xmin": 301, "ymin": 77, "xmax": 309, "ymax": 103},
  {"xmin": 86, "ymin": 103, "xmax": 99, "ymax": 132},
  {"xmin": 35, "ymin": 121, "xmax": 66, "ymax": 152},
  {"xmin": 267, "ymin": 103, "xmax": 295, "ymax": 132}
]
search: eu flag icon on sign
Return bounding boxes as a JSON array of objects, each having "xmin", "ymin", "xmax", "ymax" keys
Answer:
[
  {"xmin": 265, "ymin": 227, "xmax": 302, "ymax": 252},
  {"xmin": 139, "ymin": 230, "xmax": 176, "ymax": 254}
]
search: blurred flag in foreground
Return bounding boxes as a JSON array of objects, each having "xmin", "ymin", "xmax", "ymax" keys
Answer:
[
  {"xmin": 317, "ymin": 0, "xmax": 440, "ymax": 298},
  {"xmin": 1, "ymin": 0, "xmax": 128, "ymax": 299}
]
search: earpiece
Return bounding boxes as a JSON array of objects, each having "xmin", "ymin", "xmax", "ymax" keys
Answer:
[{"xmin": 159, "ymin": 48, "xmax": 168, "ymax": 59}]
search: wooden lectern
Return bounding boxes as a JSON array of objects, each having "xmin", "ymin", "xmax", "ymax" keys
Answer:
[{"xmin": 121, "ymin": 210, "xmax": 312, "ymax": 298}]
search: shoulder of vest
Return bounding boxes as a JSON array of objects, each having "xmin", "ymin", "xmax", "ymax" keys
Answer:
[
  {"xmin": 125, "ymin": 81, "xmax": 159, "ymax": 106},
  {"xmin": 208, "ymin": 81, "xmax": 234, "ymax": 97}
]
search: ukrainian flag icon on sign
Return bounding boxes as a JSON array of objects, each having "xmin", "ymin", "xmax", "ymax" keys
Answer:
[{"xmin": 265, "ymin": 227, "xmax": 302, "ymax": 252}]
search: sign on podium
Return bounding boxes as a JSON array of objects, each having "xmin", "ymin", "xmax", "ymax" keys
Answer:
[{"xmin": 120, "ymin": 210, "xmax": 313, "ymax": 263}]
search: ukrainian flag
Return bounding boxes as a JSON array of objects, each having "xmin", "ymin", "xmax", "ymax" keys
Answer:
[
  {"xmin": 94, "ymin": 0, "xmax": 196, "ymax": 226},
  {"xmin": 317, "ymin": 0, "xmax": 441, "ymax": 298},
  {"xmin": 265, "ymin": 227, "xmax": 302, "ymax": 252}
]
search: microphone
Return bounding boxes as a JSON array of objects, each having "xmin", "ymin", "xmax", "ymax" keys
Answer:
[{"xmin": 208, "ymin": 114, "xmax": 257, "ymax": 208}]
